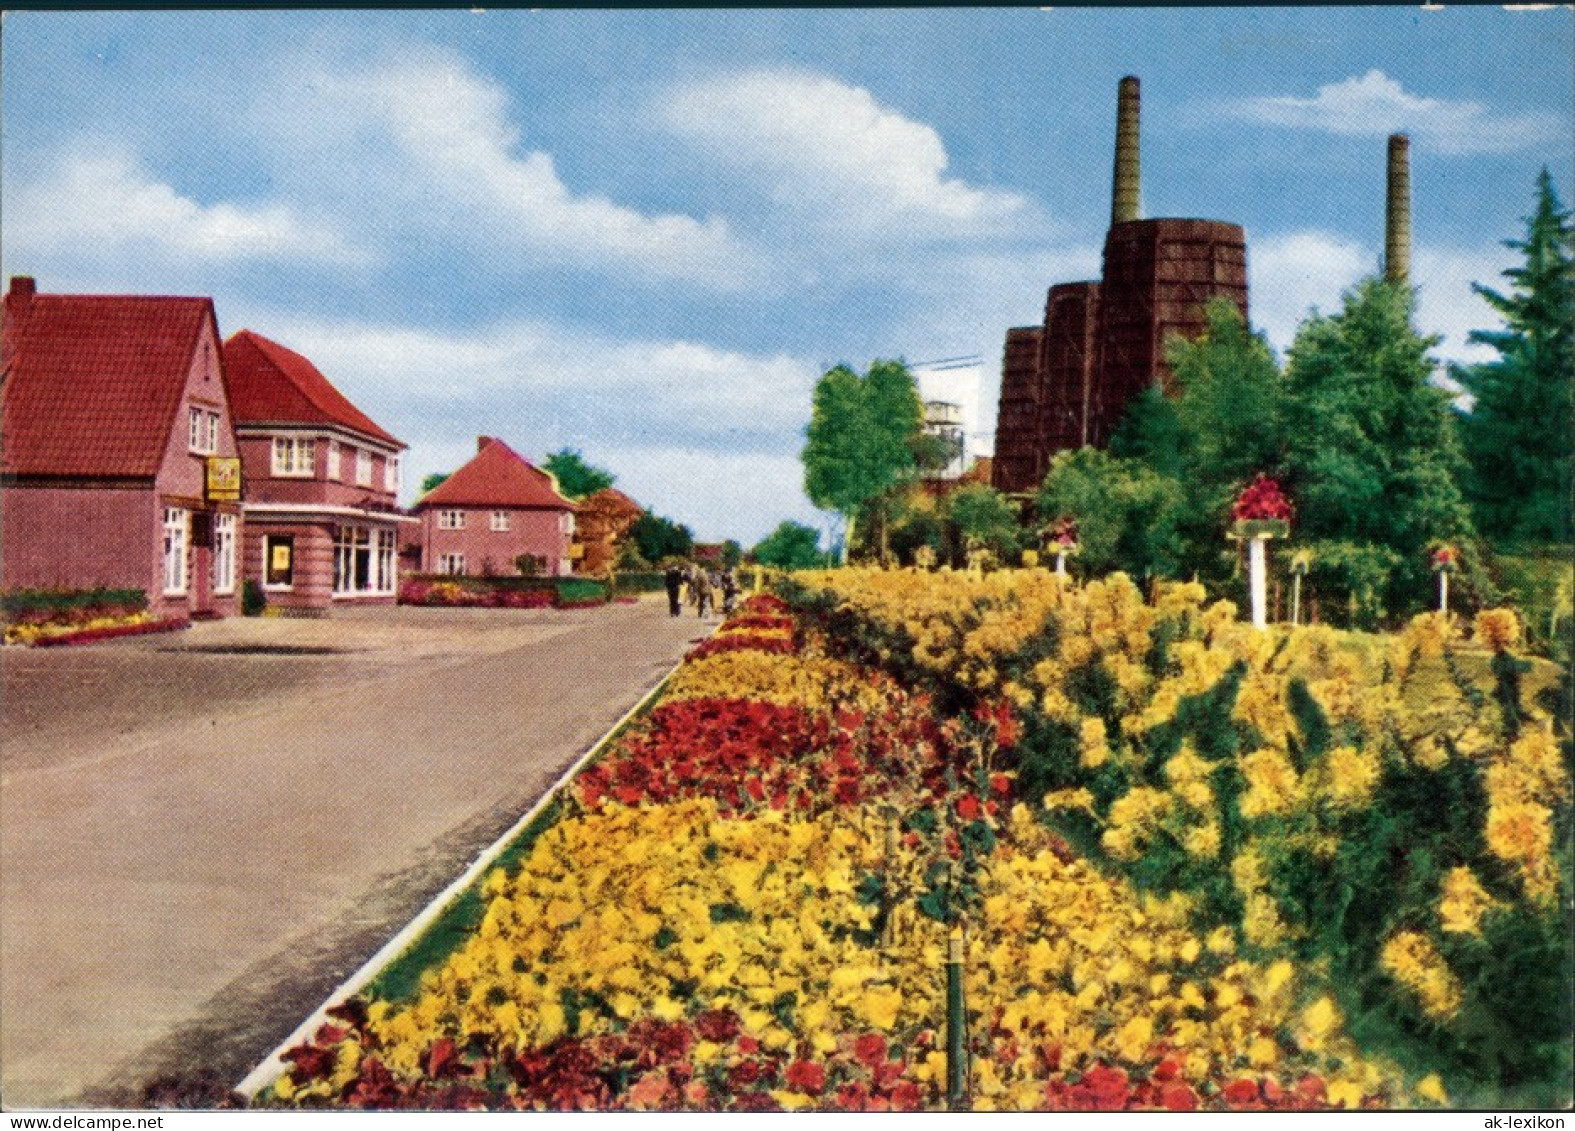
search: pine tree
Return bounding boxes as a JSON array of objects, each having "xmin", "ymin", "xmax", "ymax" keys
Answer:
[
  {"xmin": 1455, "ymin": 169, "xmax": 1574, "ymax": 546},
  {"xmin": 1282, "ymin": 278, "xmax": 1476, "ymax": 620}
]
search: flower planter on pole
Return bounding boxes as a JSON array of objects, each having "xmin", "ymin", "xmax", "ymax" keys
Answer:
[
  {"xmin": 1229, "ymin": 476, "xmax": 1294, "ymax": 631},
  {"xmin": 1041, "ymin": 516, "xmax": 1080, "ymax": 579}
]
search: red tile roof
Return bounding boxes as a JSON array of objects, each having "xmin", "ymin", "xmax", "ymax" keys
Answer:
[
  {"xmin": 2, "ymin": 288, "xmax": 216, "ymax": 478},
  {"xmin": 224, "ymin": 330, "xmax": 402, "ymax": 448},
  {"xmin": 418, "ymin": 437, "xmax": 573, "ymax": 510}
]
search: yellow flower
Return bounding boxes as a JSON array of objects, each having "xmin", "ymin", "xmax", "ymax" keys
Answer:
[
  {"xmin": 1238, "ymin": 748, "xmax": 1300, "ymax": 818},
  {"xmin": 1297, "ymin": 996, "xmax": 1340, "ymax": 1052},
  {"xmin": 1327, "ymin": 1079, "xmax": 1365, "ymax": 1108},
  {"xmin": 1473, "ymin": 608, "xmax": 1521, "ymax": 652},
  {"xmin": 1437, "ymin": 867, "xmax": 1495, "ymax": 935},
  {"xmin": 1319, "ymin": 745, "xmax": 1382, "ymax": 809},
  {"xmin": 1380, "ymin": 931, "xmax": 1463, "ymax": 1021},
  {"xmin": 1248, "ymin": 1036, "xmax": 1279, "ymax": 1068},
  {"xmin": 1415, "ymin": 1074, "xmax": 1449, "ymax": 1105},
  {"xmin": 860, "ymin": 984, "xmax": 903, "ymax": 1030},
  {"xmin": 1114, "ymin": 1015, "xmax": 1154, "ymax": 1063},
  {"xmin": 1079, "ymin": 717, "xmax": 1110, "ymax": 769}
]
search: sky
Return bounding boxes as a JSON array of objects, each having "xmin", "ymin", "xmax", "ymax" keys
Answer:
[{"xmin": 2, "ymin": 8, "xmax": 1570, "ymax": 546}]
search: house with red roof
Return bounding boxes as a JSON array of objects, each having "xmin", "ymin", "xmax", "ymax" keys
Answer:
[
  {"xmin": 415, "ymin": 437, "xmax": 575, "ymax": 577},
  {"xmin": 223, "ymin": 330, "xmax": 411, "ymax": 612},
  {"xmin": 1, "ymin": 276, "xmax": 245, "ymax": 619}
]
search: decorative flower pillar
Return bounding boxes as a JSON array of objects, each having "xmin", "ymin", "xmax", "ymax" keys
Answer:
[
  {"xmin": 1230, "ymin": 475, "xmax": 1293, "ymax": 631},
  {"xmin": 1289, "ymin": 550, "xmax": 1312, "ymax": 626},
  {"xmin": 1432, "ymin": 545, "xmax": 1458, "ymax": 615}
]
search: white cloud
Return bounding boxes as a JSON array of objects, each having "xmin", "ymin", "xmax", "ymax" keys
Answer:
[
  {"xmin": 270, "ymin": 50, "xmax": 756, "ymax": 288},
  {"xmin": 660, "ymin": 68, "xmax": 1030, "ymax": 240},
  {"xmin": 1248, "ymin": 229, "xmax": 1371, "ymax": 353},
  {"xmin": 1223, "ymin": 69, "xmax": 1563, "ymax": 155},
  {"xmin": 1247, "ymin": 229, "xmax": 1510, "ymax": 366},
  {"xmin": 3, "ymin": 147, "xmax": 363, "ymax": 267}
]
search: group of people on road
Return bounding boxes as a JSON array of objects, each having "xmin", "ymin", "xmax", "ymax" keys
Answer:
[{"xmin": 663, "ymin": 561, "xmax": 739, "ymax": 619}]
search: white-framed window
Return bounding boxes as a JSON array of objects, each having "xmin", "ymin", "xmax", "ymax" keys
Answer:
[
  {"xmin": 326, "ymin": 441, "xmax": 341, "ymax": 481},
  {"xmin": 264, "ymin": 535, "xmax": 295, "ymax": 590},
  {"xmin": 356, "ymin": 448, "xmax": 372, "ymax": 486},
  {"xmin": 438, "ymin": 553, "xmax": 466, "ymax": 576},
  {"xmin": 212, "ymin": 513, "xmax": 237, "ymax": 595},
  {"xmin": 490, "ymin": 510, "xmax": 511, "ymax": 532},
  {"xmin": 333, "ymin": 525, "xmax": 398, "ymax": 597},
  {"xmin": 162, "ymin": 508, "xmax": 189, "ymax": 594},
  {"xmin": 188, "ymin": 407, "xmax": 220, "ymax": 454},
  {"xmin": 271, "ymin": 436, "xmax": 315, "ymax": 477},
  {"xmin": 560, "ymin": 511, "xmax": 574, "ymax": 535},
  {"xmin": 384, "ymin": 455, "xmax": 400, "ymax": 493},
  {"xmin": 438, "ymin": 510, "xmax": 466, "ymax": 530}
]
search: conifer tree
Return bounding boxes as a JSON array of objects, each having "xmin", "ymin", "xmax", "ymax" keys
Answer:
[
  {"xmin": 1282, "ymin": 278, "xmax": 1475, "ymax": 620},
  {"xmin": 1454, "ymin": 170, "xmax": 1574, "ymax": 546}
]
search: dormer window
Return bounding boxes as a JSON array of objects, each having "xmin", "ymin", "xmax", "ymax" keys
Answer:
[
  {"xmin": 272, "ymin": 436, "xmax": 315, "ymax": 477},
  {"xmin": 356, "ymin": 447, "xmax": 373, "ymax": 486}
]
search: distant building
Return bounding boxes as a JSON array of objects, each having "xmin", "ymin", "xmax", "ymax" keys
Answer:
[
  {"xmin": 912, "ymin": 357, "xmax": 984, "ymax": 480},
  {"xmin": 415, "ymin": 437, "xmax": 575, "ymax": 577},
  {"xmin": 1, "ymin": 276, "xmax": 245, "ymax": 619},
  {"xmin": 223, "ymin": 330, "xmax": 411, "ymax": 612},
  {"xmin": 573, "ymin": 488, "xmax": 644, "ymax": 575}
]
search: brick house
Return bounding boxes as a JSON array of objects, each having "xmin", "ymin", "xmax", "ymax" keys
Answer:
[
  {"xmin": 0, "ymin": 276, "xmax": 245, "ymax": 619},
  {"xmin": 223, "ymin": 330, "xmax": 411, "ymax": 612},
  {"xmin": 416, "ymin": 437, "xmax": 575, "ymax": 577}
]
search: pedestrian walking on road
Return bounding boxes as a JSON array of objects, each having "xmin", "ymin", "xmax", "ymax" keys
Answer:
[
  {"xmin": 663, "ymin": 562, "xmax": 683, "ymax": 616},
  {"xmin": 720, "ymin": 568, "xmax": 739, "ymax": 616},
  {"xmin": 692, "ymin": 567, "xmax": 713, "ymax": 619}
]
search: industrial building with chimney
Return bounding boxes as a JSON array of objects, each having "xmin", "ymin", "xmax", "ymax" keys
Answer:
[
  {"xmin": 994, "ymin": 76, "xmax": 1416, "ymax": 498},
  {"xmin": 993, "ymin": 77, "xmax": 1250, "ymax": 496}
]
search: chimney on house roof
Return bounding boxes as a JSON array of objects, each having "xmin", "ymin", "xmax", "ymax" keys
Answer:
[
  {"xmin": 478, "ymin": 435, "xmax": 496, "ymax": 453},
  {"xmin": 1385, "ymin": 134, "xmax": 1411, "ymax": 285},
  {"xmin": 1111, "ymin": 76, "xmax": 1142, "ymax": 226},
  {"xmin": 6, "ymin": 276, "xmax": 36, "ymax": 314}
]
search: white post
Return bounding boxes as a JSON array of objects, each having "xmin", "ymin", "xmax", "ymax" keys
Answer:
[
  {"xmin": 1055, "ymin": 551, "xmax": 1067, "ymax": 577},
  {"xmin": 1249, "ymin": 535, "xmax": 1269, "ymax": 630},
  {"xmin": 1291, "ymin": 573, "xmax": 1302, "ymax": 627},
  {"xmin": 1439, "ymin": 570, "xmax": 1449, "ymax": 615}
]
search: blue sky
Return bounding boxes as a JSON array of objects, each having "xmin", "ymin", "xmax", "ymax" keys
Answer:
[{"xmin": 3, "ymin": 8, "xmax": 1569, "ymax": 545}]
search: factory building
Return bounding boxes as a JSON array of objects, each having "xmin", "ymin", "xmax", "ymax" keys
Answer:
[{"xmin": 993, "ymin": 76, "xmax": 1249, "ymax": 495}]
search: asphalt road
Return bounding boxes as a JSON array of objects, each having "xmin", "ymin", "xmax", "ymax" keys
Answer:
[{"xmin": 0, "ymin": 599, "xmax": 708, "ymax": 1108}]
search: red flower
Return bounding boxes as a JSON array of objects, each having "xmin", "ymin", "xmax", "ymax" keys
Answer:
[
  {"xmin": 956, "ymin": 794, "xmax": 982, "ymax": 821},
  {"xmin": 1080, "ymin": 1064, "xmax": 1131, "ymax": 1108},
  {"xmin": 784, "ymin": 1059, "xmax": 826, "ymax": 1095},
  {"xmin": 1160, "ymin": 1083, "xmax": 1198, "ymax": 1111},
  {"xmin": 835, "ymin": 1081, "xmax": 872, "ymax": 1111},
  {"xmin": 1222, "ymin": 1078, "xmax": 1262, "ymax": 1106},
  {"xmin": 1294, "ymin": 1075, "xmax": 1327, "ymax": 1104},
  {"xmin": 694, "ymin": 1009, "xmax": 741, "ymax": 1043},
  {"xmin": 1231, "ymin": 474, "xmax": 1294, "ymax": 523},
  {"xmin": 427, "ymin": 1038, "xmax": 462, "ymax": 1079},
  {"xmin": 853, "ymin": 1032, "xmax": 888, "ymax": 1068},
  {"xmin": 888, "ymin": 1081, "xmax": 922, "ymax": 1112}
]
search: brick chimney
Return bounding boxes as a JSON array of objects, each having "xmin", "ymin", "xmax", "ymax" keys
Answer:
[
  {"xmin": 2, "ymin": 277, "xmax": 37, "ymax": 372},
  {"xmin": 478, "ymin": 435, "xmax": 496, "ymax": 453},
  {"xmin": 1111, "ymin": 76, "xmax": 1141, "ymax": 226},
  {"xmin": 1385, "ymin": 134, "xmax": 1411, "ymax": 285}
]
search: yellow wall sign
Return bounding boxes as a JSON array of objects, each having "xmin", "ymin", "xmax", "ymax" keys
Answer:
[{"xmin": 206, "ymin": 456, "xmax": 242, "ymax": 502}]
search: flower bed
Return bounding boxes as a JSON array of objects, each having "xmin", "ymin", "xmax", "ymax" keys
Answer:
[
  {"xmin": 5, "ymin": 612, "xmax": 188, "ymax": 647},
  {"xmin": 263, "ymin": 597, "xmax": 1455, "ymax": 1111},
  {"xmin": 781, "ymin": 568, "xmax": 1572, "ymax": 1107},
  {"xmin": 399, "ymin": 576, "xmax": 609, "ymax": 610}
]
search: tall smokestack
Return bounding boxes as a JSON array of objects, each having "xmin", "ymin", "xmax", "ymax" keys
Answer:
[
  {"xmin": 1385, "ymin": 134, "xmax": 1411, "ymax": 284},
  {"xmin": 1111, "ymin": 76, "xmax": 1141, "ymax": 226}
]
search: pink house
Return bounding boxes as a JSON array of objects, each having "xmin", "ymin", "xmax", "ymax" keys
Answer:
[
  {"xmin": 416, "ymin": 437, "xmax": 575, "ymax": 577},
  {"xmin": 223, "ymin": 330, "xmax": 411, "ymax": 613},
  {"xmin": 0, "ymin": 277, "xmax": 244, "ymax": 620}
]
